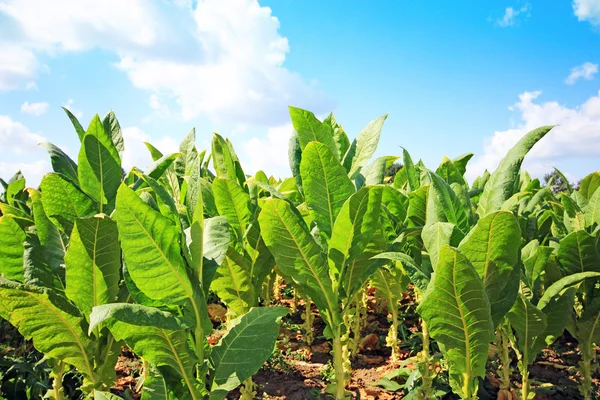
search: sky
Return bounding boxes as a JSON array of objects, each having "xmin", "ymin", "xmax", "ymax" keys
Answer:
[{"xmin": 0, "ymin": 0, "xmax": 599, "ymax": 187}]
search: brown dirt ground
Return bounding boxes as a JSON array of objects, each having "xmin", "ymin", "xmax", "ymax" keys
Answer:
[{"xmin": 108, "ymin": 290, "xmax": 599, "ymax": 400}]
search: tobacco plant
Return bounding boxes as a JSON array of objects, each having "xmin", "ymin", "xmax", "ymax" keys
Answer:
[{"xmin": 258, "ymin": 107, "xmax": 389, "ymax": 400}]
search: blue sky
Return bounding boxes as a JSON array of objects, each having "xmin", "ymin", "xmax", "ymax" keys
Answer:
[{"xmin": 0, "ymin": 0, "xmax": 599, "ymax": 186}]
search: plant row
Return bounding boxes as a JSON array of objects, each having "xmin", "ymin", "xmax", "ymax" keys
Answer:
[{"xmin": 0, "ymin": 106, "xmax": 598, "ymax": 400}]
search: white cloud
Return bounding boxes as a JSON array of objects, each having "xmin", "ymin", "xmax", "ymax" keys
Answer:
[
  {"xmin": 573, "ymin": 0, "xmax": 600, "ymax": 26},
  {"xmin": 20, "ymin": 101, "xmax": 49, "ymax": 116},
  {"xmin": 0, "ymin": 115, "xmax": 49, "ymax": 187},
  {"xmin": 121, "ymin": 126, "xmax": 179, "ymax": 172},
  {"xmin": 0, "ymin": 0, "xmax": 330, "ymax": 126},
  {"xmin": 467, "ymin": 90, "xmax": 600, "ymax": 181},
  {"xmin": 497, "ymin": 3, "xmax": 531, "ymax": 27},
  {"xmin": 565, "ymin": 62, "xmax": 598, "ymax": 84},
  {"xmin": 241, "ymin": 123, "xmax": 293, "ymax": 179}
]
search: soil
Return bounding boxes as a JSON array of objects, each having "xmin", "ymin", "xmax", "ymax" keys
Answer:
[{"xmin": 108, "ymin": 289, "xmax": 600, "ymax": 400}]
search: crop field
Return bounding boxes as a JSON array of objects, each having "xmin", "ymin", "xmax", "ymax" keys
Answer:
[{"xmin": 0, "ymin": 107, "xmax": 598, "ymax": 400}]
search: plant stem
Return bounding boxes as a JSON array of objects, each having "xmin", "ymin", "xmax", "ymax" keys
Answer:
[
  {"xmin": 580, "ymin": 340, "xmax": 593, "ymax": 400},
  {"xmin": 50, "ymin": 361, "xmax": 65, "ymax": 400},
  {"xmin": 416, "ymin": 320, "xmax": 437, "ymax": 400},
  {"xmin": 332, "ymin": 335, "xmax": 347, "ymax": 400},
  {"xmin": 521, "ymin": 364, "xmax": 529, "ymax": 400},
  {"xmin": 291, "ymin": 288, "xmax": 298, "ymax": 313},
  {"xmin": 388, "ymin": 305, "xmax": 400, "ymax": 363},
  {"xmin": 239, "ymin": 377, "xmax": 257, "ymax": 400},
  {"xmin": 497, "ymin": 325, "xmax": 512, "ymax": 391}
]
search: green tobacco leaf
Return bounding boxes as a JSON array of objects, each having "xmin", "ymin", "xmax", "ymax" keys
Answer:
[
  {"xmin": 79, "ymin": 134, "xmax": 122, "ymax": 213},
  {"xmin": 95, "ymin": 391, "xmax": 123, "ymax": 400},
  {"xmin": 144, "ymin": 142, "xmax": 164, "ymax": 161},
  {"xmin": 141, "ymin": 363, "xmax": 171, "ymax": 400},
  {"xmin": 175, "ymin": 128, "xmax": 196, "ymax": 178},
  {"xmin": 372, "ymin": 252, "xmax": 430, "ymax": 293},
  {"xmin": 0, "ymin": 277, "xmax": 96, "ymax": 382},
  {"xmin": 65, "ymin": 215, "xmax": 121, "ymax": 318},
  {"xmin": 426, "ymin": 172, "xmax": 469, "ymax": 237},
  {"xmin": 211, "ymin": 248, "xmax": 255, "ymax": 316},
  {"xmin": 212, "ymin": 133, "xmax": 237, "ymax": 182},
  {"xmin": 579, "ymin": 171, "xmax": 600, "ymax": 199},
  {"xmin": 477, "ymin": 126, "xmax": 554, "ymax": 217},
  {"xmin": 28, "ymin": 189, "xmax": 65, "ymax": 274},
  {"xmin": 328, "ymin": 187, "xmax": 383, "ymax": 285},
  {"xmin": 583, "ymin": 186, "xmax": 600, "ymax": 227},
  {"xmin": 102, "ymin": 110, "xmax": 125, "ymax": 160},
  {"xmin": 362, "ymin": 156, "xmax": 398, "ymax": 186},
  {"xmin": 189, "ymin": 215, "xmax": 230, "ymax": 292},
  {"xmin": 402, "ymin": 148, "xmax": 419, "ymax": 192},
  {"xmin": 116, "ymin": 184, "xmax": 192, "ymax": 304},
  {"xmin": 39, "ymin": 142, "xmax": 79, "ymax": 184},
  {"xmin": 40, "ymin": 172, "xmax": 97, "ymax": 233},
  {"xmin": 90, "ymin": 303, "xmax": 202, "ymax": 400},
  {"xmin": 371, "ymin": 266, "xmax": 406, "ymax": 313},
  {"xmin": 0, "ymin": 215, "xmax": 26, "ymax": 281},
  {"xmin": 288, "ymin": 131, "xmax": 304, "ymax": 196},
  {"xmin": 245, "ymin": 220, "xmax": 276, "ymax": 291},
  {"xmin": 407, "ymin": 185, "xmax": 428, "ymax": 227},
  {"xmin": 132, "ymin": 153, "xmax": 181, "ymax": 191},
  {"xmin": 530, "ymin": 287, "xmax": 576, "ymax": 356},
  {"xmin": 436, "ymin": 157, "xmax": 472, "ymax": 221},
  {"xmin": 458, "ymin": 211, "xmax": 521, "ymax": 322},
  {"xmin": 209, "ymin": 307, "xmax": 288, "ymax": 400},
  {"xmin": 489, "ymin": 257, "xmax": 521, "ymax": 327},
  {"xmin": 343, "ymin": 228, "xmax": 388, "ymax": 298},
  {"xmin": 289, "ymin": 106, "xmax": 338, "ymax": 158},
  {"xmin": 23, "ymin": 235, "xmax": 63, "ymax": 290},
  {"xmin": 342, "ymin": 114, "xmax": 388, "ymax": 179},
  {"xmin": 417, "ymin": 246, "xmax": 494, "ymax": 399},
  {"xmin": 556, "ymin": 230, "xmax": 600, "ymax": 275},
  {"xmin": 422, "ymin": 221, "xmax": 457, "ymax": 269},
  {"xmin": 212, "ymin": 177, "xmax": 252, "ymax": 244},
  {"xmin": 537, "ymin": 271, "xmax": 600, "ymax": 309},
  {"xmin": 452, "ymin": 153, "xmax": 474, "ymax": 176},
  {"xmin": 62, "ymin": 107, "xmax": 85, "ymax": 141},
  {"xmin": 507, "ymin": 293, "xmax": 547, "ymax": 365},
  {"xmin": 84, "ymin": 115, "xmax": 121, "ymax": 167},
  {"xmin": 561, "ymin": 193, "xmax": 585, "ymax": 233},
  {"xmin": 259, "ymin": 199, "xmax": 337, "ymax": 324},
  {"xmin": 300, "ymin": 141, "xmax": 355, "ymax": 238}
]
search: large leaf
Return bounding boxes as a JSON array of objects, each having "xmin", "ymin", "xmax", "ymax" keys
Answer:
[
  {"xmin": 507, "ymin": 293, "xmax": 547, "ymax": 365},
  {"xmin": 342, "ymin": 114, "xmax": 388, "ymax": 179},
  {"xmin": 102, "ymin": 110, "xmax": 125, "ymax": 160},
  {"xmin": 115, "ymin": 184, "xmax": 192, "ymax": 304},
  {"xmin": 426, "ymin": 172, "xmax": 469, "ymax": 237},
  {"xmin": 579, "ymin": 171, "xmax": 600, "ymax": 199},
  {"xmin": 39, "ymin": 142, "xmax": 79, "ymax": 184},
  {"xmin": 300, "ymin": 141, "xmax": 355, "ymax": 238},
  {"xmin": 40, "ymin": 173, "xmax": 97, "ymax": 233},
  {"xmin": 288, "ymin": 131, "xmax": 304, "ymax": 196},
  {"xmin": 28, "ymin": 189, "xmax": 65, "ymax": 274},
  {"xmin": 530, "ymin": 287, "xmax": 576, "ymax": 356},
  {"xmin": 90, "ymin": 303, "xmax": 202, "ymax": 400},
  {"xmin": 212, "ymin": 177, "xmax": 252, "ymax": 244},
  {"xmin": 372, "ymin": 252, "xmax": 430, "ymax": 293},
  {"xmin": 288, "ymin": 106, "xmax": 337, "ymax": 157},
  {"xmin": 212, "ymin": 133, "xmax": 237, "ymax": 182},
  {"xmin": 0, "ymin": 278, "xmax": 96, "ymax": 382},
  {"xmin": 78, "ymin": 134, "xmax": 122, "ymax": 213},
  {"xmin": 328, "ymin": 186, "xmax": 382, "ymax": 285},
  {"xmin": 211, "ymin": 248, "xmax": 255, "ymax": 316},
  {"xmin": 537, "ymin": 271, "xmax": 600, "ymax": 309},
  {"xmin": 258, "ymin": 199, "xmax": 338, "ymax": 324},
  {"xmin": 417, "ymin": 246, "xmax": 494, "ymax": 399},
  {"xmin": 65, "ymin": 215, "xmax": 121, "ymax": 318},
  {"xmin": 477, "ymin": 126, "xmax": 554, "ymax": 217},
  {"xmin": 422, "ymin": 221, "xmax": 457, "ymax": 269},
  {"xmin": 556, "ymin": 230, "xmax": 600, "ymax": 275},
  {"xmin": 209, "ymin": 307, "xmax": 288, "ymax": 400},
  {"xmin": 458, "ymin": 211, "xmax": 521, "ymax": 321},
  {"xmin": 0, "ymin": 215, "xmax": 26, "ymax": 281}
]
